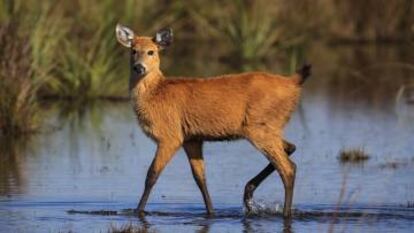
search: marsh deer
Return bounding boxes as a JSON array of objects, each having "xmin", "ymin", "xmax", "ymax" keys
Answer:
[{"xmin": 116, "ymin": 24, "xmax": 311, "ymax": 218}]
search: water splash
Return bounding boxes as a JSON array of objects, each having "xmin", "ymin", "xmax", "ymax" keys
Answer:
[{"xmin": 244, "ymin": 199, "xmax": 284, "ymax": 216}]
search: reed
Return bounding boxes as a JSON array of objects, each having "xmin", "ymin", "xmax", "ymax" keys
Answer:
[
  {"xmin": 0, "ymin": 20, "xmax": 40, "ymax": 136},
  {"xmin": 0, "ymin": 0, "xmax": 178, "ymax": 101},
  {"xmin": 189, "ymin": 0, "xmax": 282, "ymax": 63},
  {"xmin": 338, "ymin": 148, "xmax": 370, "ymax": 163},
  {"xmin": 109, "ymin": 223, "xmax": 156, "ymax": 233}
]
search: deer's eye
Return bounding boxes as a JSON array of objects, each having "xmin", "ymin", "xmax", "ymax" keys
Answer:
[
  {"xmin": 147, "ymin": 50, "xmax": 154, "ymax": 56},
  {"xmin": 131, "ymin": 49, "xmax": 137, "ymax": 55}
]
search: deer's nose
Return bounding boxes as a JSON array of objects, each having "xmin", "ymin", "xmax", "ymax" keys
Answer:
[{"xmin": 133, "ymin": 63, "xmax": 146, "ymax": 76}]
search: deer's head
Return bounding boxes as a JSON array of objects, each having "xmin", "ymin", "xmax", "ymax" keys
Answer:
[{"xmin": 116, "ymin": 24, "xmax": 173, "ymax": 77}]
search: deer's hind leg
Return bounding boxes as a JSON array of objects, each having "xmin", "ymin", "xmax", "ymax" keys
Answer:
[
  {"xmin": 246, "ymin": 132, "xmax": 296, "ymax": 218},
  {"xmin": 183, "ymin": 140, "xmax": 214, "ymax": 215},
  {"xmin": 243, "ymin": 140, "xmax": 296, "ymax": 212}
]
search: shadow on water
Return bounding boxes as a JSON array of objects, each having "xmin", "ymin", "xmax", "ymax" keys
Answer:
[{"xmin": 0, "ymin": 137, "xmax": 28, "ymax": 196}]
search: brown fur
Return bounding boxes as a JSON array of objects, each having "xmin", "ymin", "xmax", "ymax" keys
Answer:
[
  {"xmin": 132, "ymin": 71, "xmax": 302, "ymax": 142},
  {"xmin": 118, "ymin": 31, "xmax": 309, "ymax": 218}
]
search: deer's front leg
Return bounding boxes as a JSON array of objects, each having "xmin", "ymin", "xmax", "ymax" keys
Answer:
[{"xmin": 136, "ymin": 142, "xmax": 181, "ymax": 215}]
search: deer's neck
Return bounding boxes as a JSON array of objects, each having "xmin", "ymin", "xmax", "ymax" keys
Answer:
[{"xmin": 129, "ymin": 70, "xmax": 165, "ymax": 101}]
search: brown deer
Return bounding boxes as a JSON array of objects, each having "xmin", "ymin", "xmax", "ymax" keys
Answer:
[{"xmin": 115, "ymin": 24, "xmax": 311, "ymax": 218}]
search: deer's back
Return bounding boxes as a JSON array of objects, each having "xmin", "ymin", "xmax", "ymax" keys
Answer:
[{"xmin": 143, "ymin": 72, "xmax": 301, "ymax": 141}]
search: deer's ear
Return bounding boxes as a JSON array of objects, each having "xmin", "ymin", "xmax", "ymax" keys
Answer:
[
  {"xmin": 153, "ymin": 28, "xmax": 173, "ymax": 49},
  {"xmin": 116, "ymin": 24, "xmax": 135, "ymax": 48}
]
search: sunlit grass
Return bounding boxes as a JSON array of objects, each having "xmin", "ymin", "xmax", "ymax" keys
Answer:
[
  {"xmin": 0, "ymin": 0, "xmax": 179, "ymax": 101},
  {"xmin": 51, "ymin": 21, "xmax": 125, "ymax": 99},
  {"xmin": 38, "ymin": 0, "xmax": 178, "ymax": 100},
  {"xmin": 37, "ymin": 1, "xmax": 126, "ymax": 99}
]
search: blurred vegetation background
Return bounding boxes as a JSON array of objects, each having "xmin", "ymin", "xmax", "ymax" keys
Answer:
[{"xmin": 0, "ymin": 0, "xmax": 413, "ymax": 136}]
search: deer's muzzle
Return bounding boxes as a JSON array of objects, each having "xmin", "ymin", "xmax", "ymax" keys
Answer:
[{"xmin": 133, "ymin": 63, "xmax": 146, "ymax": 76}]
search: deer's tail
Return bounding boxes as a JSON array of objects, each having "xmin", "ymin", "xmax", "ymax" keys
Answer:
[{"xmin": 293, "ymin": 64, "xmax": 312, "ymax": 85}]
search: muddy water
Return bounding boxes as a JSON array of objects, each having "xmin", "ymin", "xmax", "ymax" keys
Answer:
[{"xmin": 1, "ymin": 44, "xmax": 414, "ymax": 233}]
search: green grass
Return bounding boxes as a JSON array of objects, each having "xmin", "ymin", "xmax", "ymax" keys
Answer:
[
  {"xmin": 33, "ymin": 1, "xmax": 127, "ymax": 99},
  {"xmin": 1, "ymin": 0, "xmax": 178, "ymax": 101},
  {"xmin": 187, "ymin": 0, "xmax": 313, "ymax": 72},
  {"xmin": 50, "ymin": 19, "xmax": 124, "ymax": 99},
  {"xmin": 0, "ymin": 19, "xmax": 41, "ymax": 136},
  {"xmin": 43, "ymin": 0, "xmax": 178, "ymax": 100},
  {"xmin": 189, "ymin": 0, "xmax": 281, "ymax": 63}
]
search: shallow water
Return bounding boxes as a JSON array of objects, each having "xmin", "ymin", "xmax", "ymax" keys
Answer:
[{"xmin": 1, "ymin": 44, "xmax": 414, "ymax": 232}]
